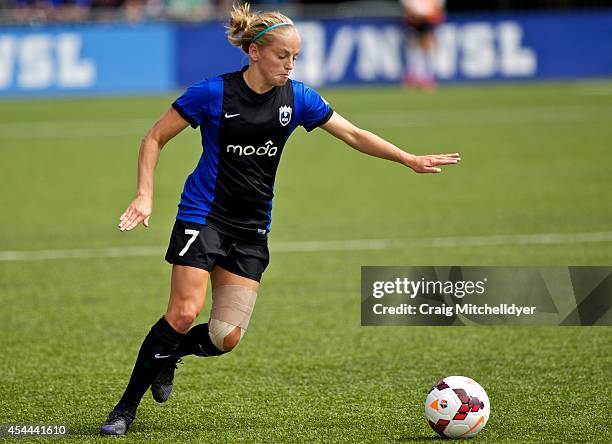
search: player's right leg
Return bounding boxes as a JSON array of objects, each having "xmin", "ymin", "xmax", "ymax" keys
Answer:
[
  {"xmin": 150, "ymin": 265, "xmax": 210, "ymax": 403},
  {"xmin": 100, "ymin": 265, "xmax": 208, "ymax": 435}
]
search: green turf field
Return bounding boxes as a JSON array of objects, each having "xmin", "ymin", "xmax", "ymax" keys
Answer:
[{"xmin": 1, "ymin": 81, "xmax": 611, "ymax": 443}]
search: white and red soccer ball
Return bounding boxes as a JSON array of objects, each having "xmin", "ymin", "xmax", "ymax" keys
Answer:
[{"xmin": 424, "ymin": 376, "xmax": 490, "ymax": 439}]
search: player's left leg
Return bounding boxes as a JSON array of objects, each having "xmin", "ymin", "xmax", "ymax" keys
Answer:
[
  {"xmin": 151, "ymin": 238, "xmax": 266, "ymax": 403},
  {"xmin": 170, "ymin": 266, "xmax": 259, "ymax": 358},
  {"xmin": 209, "ymin": 266, "xmax": 259, "ymax": 350},
  {"xmin": 150, "ymin": 268, "xmax": 258, "ymax": 400},
  {"xmin": 150, "ymin": 266, "xmax": 259, "ymax": 403}
]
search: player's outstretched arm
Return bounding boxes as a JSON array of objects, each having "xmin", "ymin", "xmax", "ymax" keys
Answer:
[
  {"xmin": 320, "ymin": 111, "xmax": 460, "ymax": 173},
  {"xmin": 118, "ymin": 107, "xmax": 189, "ymax": 232}
]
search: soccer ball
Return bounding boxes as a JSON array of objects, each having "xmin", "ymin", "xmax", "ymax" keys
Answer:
[{"xmin": 424, "ymin": 376, "xmax": 490, "ymax": 439}]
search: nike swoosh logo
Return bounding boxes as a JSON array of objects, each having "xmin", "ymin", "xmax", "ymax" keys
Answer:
[
  {"xmin": 225, "ymin": 113, "xmax": 240, "ymax": 118},
  {"xmin": 154, "ymin": 353, "xmax": 171, "ymax": 359}
]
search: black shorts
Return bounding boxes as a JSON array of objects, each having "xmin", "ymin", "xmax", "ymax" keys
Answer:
[{"xmin": 165, "ymin": 219, "xmax": 270, "ymax": 282}]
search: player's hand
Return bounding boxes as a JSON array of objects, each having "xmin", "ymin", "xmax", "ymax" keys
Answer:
[
  {"xmin": 406, "ymin": 153, "xmax": 461, "ymax": 173},
  {"xmin": 118, "ymin": 195, "xmax": 153, "ymax": 232}
]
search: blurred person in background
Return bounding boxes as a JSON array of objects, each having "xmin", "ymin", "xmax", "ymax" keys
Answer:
[{"xmin": 400, "ymin": 0, "xmax": 445, "ymax": 90}]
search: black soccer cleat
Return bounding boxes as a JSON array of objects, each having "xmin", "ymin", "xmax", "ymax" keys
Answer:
[
  {"xmin": 100, "ymin": 409, "xmax": 134, "ymax": 436},
  {"xmin": 150, "ymin": 358, "xmax": 183, "ymax": 403}
]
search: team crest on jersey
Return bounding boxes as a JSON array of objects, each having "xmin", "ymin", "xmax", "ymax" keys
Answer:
[{"xmin": 279, "ymin": 105, "xmax": 292, "ymax": 126}]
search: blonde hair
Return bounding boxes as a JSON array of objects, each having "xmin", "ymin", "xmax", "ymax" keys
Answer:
[{"xmin": 227, "ymin": 2, "xmax": 295, "ymax": 54}]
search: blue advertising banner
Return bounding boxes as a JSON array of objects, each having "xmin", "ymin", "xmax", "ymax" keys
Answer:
[
  {"xmin": 175, "ymin": 12, "xmax": 612, "ymax": 88},
  {"xmin": 176, "ymin": 22, "xmax": 244, "ymax": 87},
  {"xmin": 1, "ymin": 11, "xmax": 611, "ymax": 97},
  {"xmin": 0, "ymin": 24, "xmax": 173, "ymax": 97},
  {"xmin": 289, "ymin": 12, "xmax": 612, "ymax": 87},
  {"xmin": 429, "ymin": 12, "xmax": 612, "ymax": 82}
]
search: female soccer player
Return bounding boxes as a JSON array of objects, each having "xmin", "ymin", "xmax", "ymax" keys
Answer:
[{"xmin": 100, "ymin": 2, "xmax": 460, "ymax": 435}]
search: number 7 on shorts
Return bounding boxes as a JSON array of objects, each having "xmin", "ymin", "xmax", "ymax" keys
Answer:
[{"xmin": 179, "ymin": 229, "xmax": 200, "ymax": 256}]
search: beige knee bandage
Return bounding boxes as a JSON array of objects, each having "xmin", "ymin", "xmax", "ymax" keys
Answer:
[{"xmin": 208, "ymin": 285, "xmax": 257, "ymax": 351}]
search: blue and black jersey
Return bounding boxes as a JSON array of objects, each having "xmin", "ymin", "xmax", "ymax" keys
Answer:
[{"xmin": 172, "ymin": 66, "xmax": 333, "ymax": 243}]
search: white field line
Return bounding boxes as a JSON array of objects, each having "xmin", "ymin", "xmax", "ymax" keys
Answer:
[
  {"xmin": 0, "ymin": 119, "xmax": 152, "ymax": 139},
  {"xmin": 574, "ymin": 83, "xmax": 612, "ymax": 96},
  {"xmin": 1, "ymin": 105, "xmax": 611, "ymax": 139},
  {"xmin": 1, "ymin": 231, "xmax": 611, "ymax": 262},
  {"xmin": 351, "ymin": 105, "xmax": 612, "ymax": 128}
]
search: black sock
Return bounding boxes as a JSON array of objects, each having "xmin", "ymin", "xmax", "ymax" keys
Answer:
[
  {"xmin": 115, "ymin": 316, "xmax": 185, "ymax": 415},
  {"xmin": 175, "ymin": 323, "xmax": 226, "ymax": 358}
]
